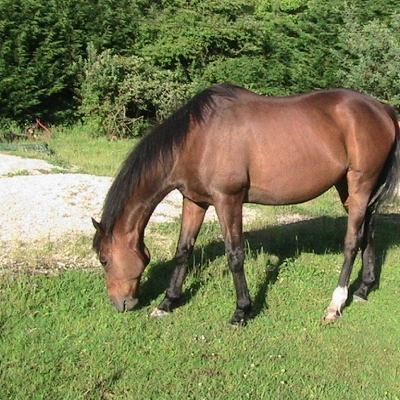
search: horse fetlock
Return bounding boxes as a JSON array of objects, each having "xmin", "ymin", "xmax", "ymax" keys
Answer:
[
  {"xmin": 229, "ymin": 315, "xmax": 247, "ymax": 328},
  {"xmin": 353, "ymin": 281, "xmax": 376, "ymax": 301},
  {"xmin": 158, "ymin": 296, "xmax": 180, "ymax": 313},
  {"xmin": 230, "ymin": 306, "xmax": 251, "ymax": 327}
]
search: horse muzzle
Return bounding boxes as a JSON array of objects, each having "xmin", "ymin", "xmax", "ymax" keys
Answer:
[{"xmin": 111, "ymin": 296, "xmax": 139, "ymax": 312}]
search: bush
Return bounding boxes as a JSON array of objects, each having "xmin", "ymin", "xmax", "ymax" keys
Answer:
[
  {"xmin": 78, "ymin": 44, "xmax": 195, "ymax": 138},
  {"xmin": 334, "ymin": 13, "xmax": 400, "ymax": 107}
]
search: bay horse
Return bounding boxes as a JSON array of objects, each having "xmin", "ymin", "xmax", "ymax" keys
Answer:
[{"xmin": 93, "ymin": 84, "xmax": 400, "ymax": 325}]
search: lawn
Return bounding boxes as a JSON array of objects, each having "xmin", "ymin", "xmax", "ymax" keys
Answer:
[{"xmin": 1, "ymin": 132, "xmax": 400, "ymax": 399}]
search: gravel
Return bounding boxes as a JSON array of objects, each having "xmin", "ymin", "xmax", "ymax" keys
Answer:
[
  {"xmin": 0, "ymin": 153, "xmax": 261, "ymax": 274},
  {"xmin": 0, "ymin": 171, "xmax": 112, "ymax": 242},
  {"xmin": 0, "ymin": 153, "xmax": 258, "ymax": 244},
  {"xmin": 0, "ymin": 154, "xmax": 186, "ymax": 242}
]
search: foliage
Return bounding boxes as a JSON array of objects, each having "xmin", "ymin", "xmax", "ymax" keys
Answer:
[
  {"xmin": 79, "ymin": 45, "xmax": 195, "ymax": 138},
  {"xmin": 1, "ymin": 0, "xmax": 400, "ymax": 136},
  {"xmin": 334, "ymin": 12, "xmax": 400, "ymax": 106},
  {"xmin": 137, "ymin": 1, "xmax": 266, "ymax": 72},
  {"xmin": 0, "ymin": 0, "xmax": 141, "ymax": 125}
]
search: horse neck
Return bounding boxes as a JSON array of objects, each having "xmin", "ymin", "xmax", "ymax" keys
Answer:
[{"xmin": 114, "ymin": 169, "xmax": 175, "ymax": 242}]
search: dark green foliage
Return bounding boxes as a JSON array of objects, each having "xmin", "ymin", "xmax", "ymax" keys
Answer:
[
  {"xmin": 334, "ymin": 11, "xmax": 400, "ymax": 106},
  {"xmin": 78, "ymin": 44, "xmax": 195, "ymax": 138},
  {"xmin": 1, "ymin": 0, "xmax": 399, "ymax": 137},
  {"xmin": 0, "ymin": 0, "xmax": 141, "ymax": 125}
]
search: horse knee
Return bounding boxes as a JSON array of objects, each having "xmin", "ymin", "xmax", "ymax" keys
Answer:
[
  {"xmin": 175, "ymin": 246, "xmax": 191, "ymax": 265},
  {"xmin": 227, "ymin": 248, "xmax": 245, "ymax": 272}
]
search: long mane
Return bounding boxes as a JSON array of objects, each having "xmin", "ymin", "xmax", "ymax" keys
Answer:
[{"xmin": 93, "ymin": 83, "xmax": 240, "ymax": 250}]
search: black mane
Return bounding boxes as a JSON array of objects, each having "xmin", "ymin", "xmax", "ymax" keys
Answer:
[{"xmin": 93, "ymin": 83, "xmax": 240, "ymax": 251}]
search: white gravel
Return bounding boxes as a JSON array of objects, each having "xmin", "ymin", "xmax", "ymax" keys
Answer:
[
  {"xmin": 0, "ymin": 153, "xmax": 257, "ymax": 243},
  {"xmin": 0, "ymin": 154, "xmax": 185, "ymax": 242},
  {"xmin": 0, "ymin": 172, "xmax": 112, "ymax": 241},
  {"xmin": 0, "ymin": 153, "xmax": 62, "ymax": 175}
]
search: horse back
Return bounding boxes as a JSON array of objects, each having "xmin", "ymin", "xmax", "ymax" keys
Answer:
[{"xmin": 173, "ymin": 88, "xmax": 398, "ymax": 206}]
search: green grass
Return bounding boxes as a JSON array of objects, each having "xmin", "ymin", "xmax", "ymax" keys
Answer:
[
  {"xmin": 2, "ymin": 208, "xmax": 400, "ymax": 399},
  {"xmin": 1, "ymin": 131, "xmax": 400, "ymax": 399},
  {"xmin": 49, "ymin": 126, "xmax": 137, "ymax": 176},
  {"xmin": 4, "ymin": 125, "xmax": 136, "ymax": 176}
]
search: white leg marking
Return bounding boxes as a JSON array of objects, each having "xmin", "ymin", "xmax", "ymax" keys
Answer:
[
  {"xmin": 324, "ymin": 286, "xmax": 348, "ymax": 321},
  {"xmin": 331, "ymin": 286, "xmax": 348, "ymax": 311}
]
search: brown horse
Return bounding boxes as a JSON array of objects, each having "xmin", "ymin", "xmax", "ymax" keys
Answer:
[{"xmin": 93, "ymin": 84, "xmax": 400, "ymax": 325}]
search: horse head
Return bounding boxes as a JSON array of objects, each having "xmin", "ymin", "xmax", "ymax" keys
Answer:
[{"xmin": 92, "ymin": 218, "xmax": 150, "ymax": 312}]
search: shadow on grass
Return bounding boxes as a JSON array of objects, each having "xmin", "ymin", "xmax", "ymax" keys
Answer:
[{"xmin": 138, "ymin": 213, "xmax": 400, "ymax": 318}]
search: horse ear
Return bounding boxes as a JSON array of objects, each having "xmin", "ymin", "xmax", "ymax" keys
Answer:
[{"xmin": 92, "ymin": 218, "xmax": 104, "ymax": 236}]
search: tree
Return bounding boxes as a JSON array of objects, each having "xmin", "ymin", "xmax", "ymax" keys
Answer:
[
  {"xmin": 0, "ymin": 0, "xmax": 141, "ymax": 125},
  {"xmin": 1, "ymin": 0, "xmax": 399, "ymax": 131}
]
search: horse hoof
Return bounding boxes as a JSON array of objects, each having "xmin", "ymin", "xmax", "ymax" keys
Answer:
[
  {"xmin": 229, "ymin": 319, "xmax": 247, "ymax": 329},
  {"xmin": 149, "ymin": 308, "xmax": 170, "ymax": 318},
  {"xmin": 353, "ymin": 294, "xmax": 368, "ymax": 303},
  {"xmin": 323, "ymin": 310, "xmax": 341, "ymax": 322}
]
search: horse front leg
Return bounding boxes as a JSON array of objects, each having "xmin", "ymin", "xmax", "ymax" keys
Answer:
[
  {"xmin": 150, "ymin": 197, "xmax": 207, "ymax": 318},
  {"xmin": 215, "ymin": 194, "xmax": 252, "ymax": 326}
]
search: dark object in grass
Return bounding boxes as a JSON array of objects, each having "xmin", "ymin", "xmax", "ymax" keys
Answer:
[{"xmin": 0, "ymin": 142, "xmax": 54, "ymax": 155}]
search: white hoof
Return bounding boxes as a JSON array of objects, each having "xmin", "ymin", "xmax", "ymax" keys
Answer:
[
  {"xmin": 323, "ymin": 286, "xmax": 347, "ymax": 322},
  {"xmin": 149, "ymin": 308, "xmax": 170, "ymax": 318},
  {"xmin": 323, "ymin": 309, "xmax": 341, "ymax": 322}
]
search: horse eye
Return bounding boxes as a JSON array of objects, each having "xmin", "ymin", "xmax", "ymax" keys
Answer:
[{"xmin": 100, "ymin": 259, "xmax": 107, "ymax": 267}]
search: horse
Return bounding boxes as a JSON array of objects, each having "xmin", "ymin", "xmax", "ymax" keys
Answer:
[{"xmin": 93, "ymin": 84, "xmax": 400, "ymax": 325}]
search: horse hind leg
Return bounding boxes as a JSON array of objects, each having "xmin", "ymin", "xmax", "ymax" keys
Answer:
[
  {"xmin": 324, "ymin": 175, "xmax": 372, "ymax": 321},
  {"xmin": 353, "ymin": 210, "xmax": 377, "ymax": 301},
  {"xmin": 150, "ymin": 197, "xmax": 208, "ymax": 318},
  {"xmin": 324, "ymin": 213, "xmax": 376, "ymax": 321},
  {"xmin": 333, "ymin": 177, "xmax": 377, "ymax": 299}
]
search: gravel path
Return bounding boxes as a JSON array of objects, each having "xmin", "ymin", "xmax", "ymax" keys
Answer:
[
  {"xmin": 0, "ymin": 154, "xmax": 184, "ymax": 242},
  {"xmin": 0, "ymin": 153, "xmax": 257, "ymax": 244}
]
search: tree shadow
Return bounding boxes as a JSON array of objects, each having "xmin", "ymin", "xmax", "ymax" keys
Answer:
[{"xmin": 138, "ymin": 213, "xmax": 400, "ymax": 318}]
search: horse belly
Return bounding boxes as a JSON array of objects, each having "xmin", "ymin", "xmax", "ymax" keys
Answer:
[
  {"xmin": 247, "ymin": 158, "xmax": 346, "ymax": 206},
  {"xmin": 247, "ymin": 181, "xmax": 333, "ymax": 205}
]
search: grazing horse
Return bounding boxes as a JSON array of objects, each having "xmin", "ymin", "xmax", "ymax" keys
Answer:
[{"xmin": 93, "ymin": 84, "xmax": 400, "ymax": 325}]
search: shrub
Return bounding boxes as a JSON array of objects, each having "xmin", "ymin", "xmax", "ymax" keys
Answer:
[
  {"xmin": 78, "ymin": 44, "xmax": 195, "ymax": 138},
  {"xmin": 334, "ymin": 13, "xmax": 400, "ymax": 108}
]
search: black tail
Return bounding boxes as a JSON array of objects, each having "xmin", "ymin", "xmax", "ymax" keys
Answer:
[{"xmin": 369, "ymin": 119, "xmax": 400, "ymax": 213}]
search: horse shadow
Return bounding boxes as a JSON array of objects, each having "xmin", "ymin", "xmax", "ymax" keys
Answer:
[{"xmin": 138, "ymin": 213, "xmax": 400, "ymax": 318}]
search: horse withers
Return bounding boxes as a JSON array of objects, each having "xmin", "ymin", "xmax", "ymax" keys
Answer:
[{"xmin": 93, "ymin": 84, "xmax": 400, "ymax": 325}]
